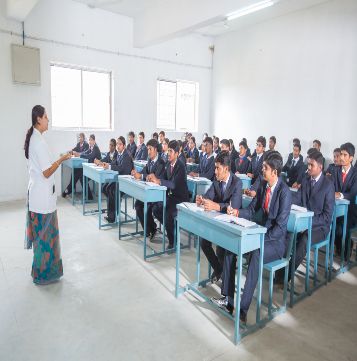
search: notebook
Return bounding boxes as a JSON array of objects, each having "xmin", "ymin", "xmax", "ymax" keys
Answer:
[{"xmin": 214, "ymin": 214, "xmax": 256, "ymax": 227}]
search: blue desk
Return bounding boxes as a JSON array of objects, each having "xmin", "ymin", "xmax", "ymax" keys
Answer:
[
  {"xmin": 61, "ymin": 157, "xmax": 88, "ymax": 205},
  {"xmin": 117, "ymin": 176, "xmax": 169, "ymax": 260},
  {"xmin": 329, "ymin": 198, "xmax": 350, "ymax": 280},
  {"xmin": 186, "ymin": 176, "xmax": 212, "ymax": 202},
  {"xmin": 242, "ymin": 194, "xmax": 253, "ymax": 209},
  {"xmin": 236, "ymin": 174, "xmax": 251, "ymax": 190},
  {"xmin": 175, "ymin": 204, "xmax": 267, "ymax": 344},
  {"xmin": 133, "ymin": 160, "xmax": 147, "ymax": 173},
  {"xmin": 186, "ymin": 162, "xmax": 199, "ymax": 173},
  {"xmin": 82, "ymin": 163, "xmax": 118, "ymax": 229}
]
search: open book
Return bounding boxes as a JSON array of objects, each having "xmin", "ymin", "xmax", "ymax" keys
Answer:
[
  {"xmin": 214, "ymin": 214, "xmax": 256, "ymax": 227},
  {"xmin": 291, "ymin": 204, "xmax": 308, "ymax": 212}
]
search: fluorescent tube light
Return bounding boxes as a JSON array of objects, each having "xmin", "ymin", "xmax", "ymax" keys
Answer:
[{"xmin": 226, "ymin": 0, "xmax": 275, "ymax": 21}]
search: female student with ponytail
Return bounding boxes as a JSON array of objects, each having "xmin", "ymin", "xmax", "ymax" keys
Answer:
[{"xmin": 24, "ymin": 105, "xmax": 71, "ymax": 285}]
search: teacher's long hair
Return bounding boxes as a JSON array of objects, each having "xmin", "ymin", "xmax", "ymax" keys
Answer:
[{"xmin": 24, "ymin": 105, "xmax": 45, "ymax": 159}]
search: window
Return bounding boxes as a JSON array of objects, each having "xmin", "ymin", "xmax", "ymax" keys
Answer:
[
  {"xmin": 157, "ymin": 79, "xmax": 199, "ymax": 131},
  {"xmin": 50, "ymin": 64, "xmax": 112, "ymax": 130}
]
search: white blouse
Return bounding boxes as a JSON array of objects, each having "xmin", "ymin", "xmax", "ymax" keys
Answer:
[{"xmin": 28, "ymin": 128, "xmax": 56, "ymax": 214}]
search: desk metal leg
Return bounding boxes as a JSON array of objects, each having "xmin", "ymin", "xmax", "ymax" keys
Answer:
[
  {"xmin": 234, "ymin": 246, "xmax": 243, "ymax": 344},
  {"xmin": 305, "ymin": 218, "xmax": 312, "ymax": 295},
  {"xmin": 71, "ymin": 168, "xmax": 75, "ymax": 205},
  {"xmin": 175, "ymin": 220, "xmax": 181, "ymax": 298},
  {"xmin": 341, "ymin": 210, "xmax": 347, "ymax": 272},
  {"xmin": 162, "ymin": 196, "xmax": 166, "ymax": 250},
  {"xmin": 82, "ymin": 174, "xmax": 86, "ymax": 214},
  {"xmin": 118, "ymin": 191, "xmax": 122, "ymax": 239},
  {"xmin": 98, "ymin": 181, "xmax": 102, "ymax": 229},
  {"xmin": 196, "ymin": 236, "xmax": 201, "ymax": 284},
  {"xmin": 329, "ymin": 215, "xmax": 337, "ymax": 282},
  {"xmin": 290, "ymin": 230, "xmax": 297, "ymax": 307},
  {"xmin": 256, "ymin": 233, "xmax": 264, "ymax": 323},
  {"xmin": 144, "ymin": 201, "xmax": 148, "ymax": 260}
]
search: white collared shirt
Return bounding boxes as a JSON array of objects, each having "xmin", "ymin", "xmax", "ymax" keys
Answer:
[
  {"xmin": 311, "ymin": 171, "xmax": 322, "ymax": 184},
  {"xmin": 339, "ymin": 165, "xmax": 351, "ymax": 199},
  {"xmin": 28, "ymin": 128, "xmax": 56, "ymax": 214},
  {"xmin": 221, "ymin": 173, "xmax": 230, "ymax": 194}
]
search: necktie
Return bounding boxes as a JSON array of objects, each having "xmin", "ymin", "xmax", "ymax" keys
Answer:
[
  {"xmin": 117, "ymin": 154, "xmax": 122, "ymax": 164},
  {"xmin": 220, "ymin": 181, "xmax": 226, "ymax": 196},
  {"xmin": 170, "ymin": 164, "xmax": 174, "ymax": 174},
  {"xmin": 149, "ymin": 160, "xmax": 154, "ymax": 173},
  {"xmin": 239, "ymin": 158, "xmax": 243, "ymax": 165},
  {"xmin": 263, "ymin": 187, "xmax": 271, "ymax": 213},
  {"xmin": 292, "ymin": 159, "xmax": 296, "ymax": 167},
  {"xmin": 342, "ymin": 172, "xmax": 347, "ymax": 184}
]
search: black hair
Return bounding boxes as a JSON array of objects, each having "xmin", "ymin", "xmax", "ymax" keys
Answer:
[
  {"xmin": 313, "ymin": 139, "xmax": 321, "ymax": 147},
  {"xmin": 128, "ymin": 131, "xmax": 135, "ymax": 138},
  {"xmin": 168, "ymin": 140, "xmax": 179, "ymax": 153},
  {"xmin": 257, "ymin": 136, "xmax": 266, "ymax": 148},
  {"xmin": 110, "ymin": 138, "xmax": 116, "ymax": 146},
  {"xmin": 264, "ymin": 151, "xmax": 283, "ymax": 176},
  {"xmin": 239, "ymin": 141, "xmax": 248, "ymax": 149},
  {"xmin": 307, "ymin": 147, "xmax": 318, "ymax": 157},
  {"xmin": 293, "ymin": 143, "xmax": 301, "ymax": 152},
  {"xmin": 220, "ymin": 138, "xmax": 230, "ymax": 149},
  {"xmin": 215, "ymin": 151, "xmax": 231, "ymax": 170},
  {"xmin": 146, "ymin": 138, "xmax": 159, "ymax": 150},
  {"xmin": 89, "ymin": 134, "xmax": 95, "ymax": 141},
  {"xmin": 242, "ymin": 138, "xmax": 247, "ymax": 143},
  {"xmin": 340, "ymin": 142, "xmax": 355, "ymax": 157},
  {"xmin": 229, "ymin": 139, "xmax": 234, "ymax": 145},
  {"xmin": 214, "ymin": 136, "xmax": 220, "ymax": 143},
  {"xmin": 204, "ymin": 136, "xmax": 213, "ymax": 146},
  {"xmin": 164, "ymin": 137, "xmax": 170, "ymax": 145},
  {"xmin": 118, "ymin": 136, "xmax": 126, "ymax": 146},
  {"xmin": 79, "ymin": 132, "xmax": 86, "ymax": 140},
  {"xmin": 190, "ymin": 136, "xmax": 196, "ymax": 144},
  {"xmin": 177, "ymin": 139, "xmax": 183, "ymax": 150},
  {"xmin": 159, "ymin": 130, "xmax": 165, "ymax": 136},
  {"xmin": 309, "ymin": 150, "xmax": 324, "ymax": 166},
  {"xmin": 152, "ymin": 132, "xmax": 158, "ymax": 139},
  {"xmin": 24, "ymin": 105, "xmax": 45, "ymax": 159},
  {"xmin": 139, "ymin": 131, "xmax": 145, "ymax": 138},
  {"xmin": 293, "ymin": 138, "xmax": 300, "ymax": 145},
  {"xmin": 270, "ymin": 136, "xmax": 276, "ymax": 144},
  {"xmin": 333, "ymin": 148, "xmax": 341, "ymax": 153}
]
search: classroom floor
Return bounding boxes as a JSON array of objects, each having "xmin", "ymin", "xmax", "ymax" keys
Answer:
[{"xmin": 0, "ymin": 198, "xmax": 356, "ymax": 361}]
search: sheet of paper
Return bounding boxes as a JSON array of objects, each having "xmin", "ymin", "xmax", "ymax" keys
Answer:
[
  {"xmin": 181, "ymin": 202, "xmax": 204, "ymax": 212},
  {"xmin": 214, "ymin": 214, "xmax": 256, "ymax": 227},
  {"xmin": 291, "ymin": 204, "xmax": 308, "ymax": 212}
]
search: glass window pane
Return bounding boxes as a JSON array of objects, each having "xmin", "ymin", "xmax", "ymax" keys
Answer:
[
  {"xmin": 176, "ymin": 81, "xmax": 198, "ymax": 131},
  {"xmin": 157, "ymin": 80, "xmax": 176, "ymax": 130}
]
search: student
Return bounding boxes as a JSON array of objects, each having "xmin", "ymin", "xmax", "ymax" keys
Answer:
[
  {"xmin": 149, "ymin": 140, "xmax": 189, "ymax": 249},
  {"xmin": 177, "ymin": 140, "xmax": 187, "ymax": 165},
  {"xmin": 242, "ymin": 138, "xmax": 252, "ymax": 158},
  {"xmin": 189, "ymin": 137, "xmax": 215, "ymax": 181},
  {"xmin": 331, "ymin": 142, "xmax": 357, "ymax": 257},
  {"xmin": 132, "ymin": 139, "xmax": 166, "ymax": 239},
  {"xmin": 246, "ymin": 136, "xmax": 266, "ymax": 185},
  {"xmin": 152, "ymin": 132, "xmax": 159, "ymax": 141},
  {"xmin": 326, "ymin": 148, "xmax": 341, "ymax": 177},
  {"xmin": 212, "ymin": 151, "xmax": 291, "ymax": 321},
  {"xmin": 220, "ymin": 139, "xmax": 236, "ymax": 174},
  {"xmin": 229, "ymin": 139, "xmax": 239, "ymax": 173},
  {"xmin": 158, "ymin": 131, "xmax": 166, "ymax": 153},
  {"xmin": 72, "ymin": 132, "xmax": 89, "ymax": 153},
  {"xmin": 291, "ymin": 148, "xmax": 317, "ymax": 189},
  {"xmin": 269, "ymin": 136, "xmax": 276, "ymax": 151},
  {"xmin": 282, "ymin": 143, "xmax": 304, "ymax": 187},
  {"xmin": 196, "ymin": 151, "xmax": 243, "ymax": 284},
  {"xmin": 101, "ymin": 136, "xmax": 133, "ymax": 223},
  {"xmin": 62, "ymin": 134, "xmax": 101, "ymax": 200},
  {"xmin": 134, "ymin": 131, "xmax": 148, "ymax": 161},
  {"xmin": 160, "ymin": 138, "xmax": 169, "ymax": 163},
  {"xmin": 183, "ymin": 132, "xmax": 192, "ymax": 154},
  {"xmin": 199, "ymin": 132, "xmax": 208, "ymax": 150},
  {"xmin": 286, "ymin": 150, "xmax": 334, "ymax": 278},
  {"xmin": 213, "ymin": 136, "xmax": 221, "ymax": 154},
  {"xmin": 312, "ymin": 139, "xmax": 325, "ymax": 169},
  {"xmin": 95, "ymin": 138, "xmax": 117, "ymax": 164},
  {"xmin": 186, "ymin": 136, "xmax": 199, "ymax": 164},
  {"xmin": 126, "ymin": 131, "xmax": 137, "ymax": 159},
  {"xmin": 234, "ymin": 141, "xmax": 250, "ymax": 174}
]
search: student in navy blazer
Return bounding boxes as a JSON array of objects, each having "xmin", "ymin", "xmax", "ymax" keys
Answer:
[
  {"xmin": 134, "ymin": 131, "xmax": 148, "ymax": 161},
  {"xmin": 127, "ymin": 131, "xmax": 137, "ymax": 159},
  {"xmin": 326, "ymin": 148, "xmax": 341, "ymax": 177},
  {"xmin": 196, "ymin": 152, "xmax": 243, "ymax": 288},
  {"xmin": 98, "ymin": 138, "xmax": 118, "ymax": 164},
  {"xmin": 235, "ymin": 141, "xmax": 250, "ymax": 175},
  {"xmin": 282, "ymin": 143, "xmax": 305, "ymax": 187},
  {"xmin": 132, "ymin": 139, "xmax": 166, "ymax": 238},
  {"xmin": 177, "ymin": 140, "xmax": 187, "ymax": 166},
  {"xmin": 72, "ymin": 132, "xmax": 89, "ymax": 153},
  {"xmin": 247, "ymin": 136, "xmax": 266, "ymax": 185},
  {"xmin": 101, "ymin": 136, "xmax": 133, "ymax": 223},
  {"xmin": 63, "ymin": 134, "xmax": 101, "ymax": 200},
  {"xmin": 288, "ymin": 151, "xmax": 335, "ymax": 277},
  {"xmin": 149, "ymin": 140, "xmax": 189, "ymax": 249},
  {"xmin": 189, "ymin": 137, "xmax": 215, "ymax": 180},
  {"xmin": 213, "ymin": 152, "xmax": 291, "ymax": 320},
  {"xmin": 331, "ymin": 142, "xmax": 357, "ymax": 256},
  {"xmin": 186, "ymin": 136, "xmax": 200, "ymax": 164}
]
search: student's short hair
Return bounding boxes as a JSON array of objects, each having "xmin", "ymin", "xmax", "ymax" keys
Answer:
[
  {"xmin": 293, "ymin": 143, "xmax": 301, "ymax": 152},
  {"xmin": 152, "ymin": 132, "xmax": 158, "ymax": 139},
  {"xmin": 293, "ymin": 138, "xmax": 300, "ymax": 145},
  {"xmin": 313, "ymin": 139, "xmax": 321, "ymax": 147},
  {"xmin": 118, "ymin": 136, "xmax": 126, "ymax": 146},
  {"xmin": 168, "ymin": 140, "xmax": 180, "ymax": 153},
  {"xmin": 215, "ymin": 151, "xmax": 231, "ymax": 170},
  {"xmin": 340, "ymin": 142, "xmax": 355, "ymax": 157},
  {"xmin": 239, "ymin": 141, "xmax": 248, "ymax": 149},
  {"xmin": 263, "ymin": 149, "xmax": 274, "ymax": 161},
  {"xmin": 264, "ymin": 151, "xmax": 283, "ymax": 176},
  {"xmin": 229, "ymin": 139, "xmax": 234, "ymax": 145},
  {"xmin": 242, "ymin": 138, "xmax": 247, "ymax": 143},
  {"xmin": 214, "ymin": 136, "xmax": 220, "ymax": 143},
  {"xmin": 257, "ymin": 136, "xmax": 266, "ymax": 148},
  {"xmin": 270, "ymin": 136, "xmax": 276, "ymax": 144},
  {"xmin": 220, "ymin": 139, "xmax": 230, "ymax": 149},
  {"xmin": 110, "ymin": 138, "xmax": 116, "ymax": 146},
  {"xmin": 89, "ymin": 134, "xmax": 95, "ymax": 141},
  {"xmin": 159, "ymin": 131, "xmax": 165, "ymax": 136},
  {"xmin": 333, "ymin": 148, "xmax": 341, "ymax": 154},
  {"xmin": 79, "ymin": 132, "xmax": 85, "ymax": 139},
  {"xmin": 146, "ymin": 138, "xmax": 159, "ymax": 150},
  {"xmin": 307, "ymin": 147, "xmax": 318, "ymax": 157},
  {"xmin": 164, "ymin": 137, "xmax": 169, "ymax": 144},
  {"xmin": 177, "ymin": 139, "xmax": 183, "ymax": 149},
  {"xmin": 204, "ymin": 137, "xmax": 213, "ymax": 146},
  {"xmin": 190, "ymin": 136, "xmax": 196, "ymax": 144},
  {"xmin": 309, "ymin": 151, "xmax": 324, "ymax": 166},
  {"xmin": 139, "ymin": 131, "xmax": 145, "ymax": 138},
  {"xmin": 128, "ymin": 131, "xmax": 135, "ymax": 138}
]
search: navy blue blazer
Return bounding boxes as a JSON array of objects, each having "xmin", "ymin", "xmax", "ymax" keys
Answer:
[
  {"xmin": 247, "ymin": 153, "xmax": 264, "ymax": 184},
  {"xmin": 187, "ymin": 148, "xmax": 199, "ymax": 164},
  {"xmin": 293, "ymin": 173, "xmax": 335, "ymax": 238},
  {"xmin": 286, "ymin": 153, "xmax": 303, "ymax": 165},
  {"xmin": 235, "ymin": 156, "xmax": 250, "ymax": 175},
  {"xmin": 282, "ymin": 157, "xmax": 305, "ymax": 187},
  {"xmin": 101, "ymin": 150, "xmax": 118, "ymax": 164},
  {"xmin": 178, "ymin": 152, "xmax": 187, "ymax": 166},
  {"xmin": 326, "ymin": 163, "xmax": 337, "ymax": 176},
  {"xmin": 134, "ymin": 144, "xmax": 148, "ymax": 161},
  {"xmin": 110, "ymin": 149, "xmax": 133, "ymax": 175},
  {"xmin": 142, "ymin": 157, "xmax": 166, "ymax": 181},
  {"xmin": 73, "ymin": 141, "xmax": 89, "ymax": 153},
  {"xmin": 160, "ymin": 152, "xmax": 168, "ymax": 163},
  {"xmin": 160, "ymin": 160, "xmax": 189, "ymax": 205},
  {"xmin": 126, "ymin": 142, "xmax": 137, "ymax": 159},
  {"xmin": 204, "ymin": 172, "xmax": 242, "ymax": 213},
  {"xmin": 80, "ymin": 144, "xmax": 101, "ymax": 163},
  {"xmin": 230, "ymin": 149, "xmax": 239, "ymax": 174},
  {"xmin": 332, "ymin": 165, "xmax": 357, "ymax": 226},
  {"xmin": 240, "ymin": 178, "xmax": 292, "ymax": 252},
  {"xmin": 198, "ymin": 153, "xmax": 215, "ymax": 181}
]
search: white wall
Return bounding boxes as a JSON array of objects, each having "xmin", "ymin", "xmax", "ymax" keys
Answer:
[
  {"xmin": 211, "ymin": 0, "xmax": 357, "ymax": 163},
  {"xmin": 0, "ymin": 0, "xmax": 213, "ymax": 202}
]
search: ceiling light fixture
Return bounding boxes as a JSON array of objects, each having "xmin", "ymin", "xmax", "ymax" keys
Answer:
[{"xmin": 226, "ymin": 0, "xmax": 275, "ymax": 21}]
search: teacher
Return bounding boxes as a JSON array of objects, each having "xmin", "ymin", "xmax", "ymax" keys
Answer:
[{"xmin": 24, "ymin": 105, "xmax": 71, "ymax": 285}]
